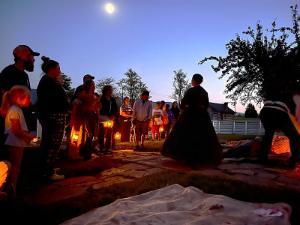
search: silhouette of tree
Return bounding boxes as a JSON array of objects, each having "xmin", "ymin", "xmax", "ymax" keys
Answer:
[
  {"xmin": 121, "ymin": 69, "xmax": 148, "ymax": 103},
  {"xmin": 244, "ymin": 103, "xmax": 258, "ymax": 118},
  {"xmin": 172, "ymin": 69, "xmax": 190, "ymax": 103},
  {"xmin": 61, "ymin": 74, "xmax": 72, "ymax": 92},
  {"xmin": 200, "ymin": 5, "xmax": 300, "ymax": 105},
  {"xmin": 96, "ymin": 77, "xmax": 118, "ymax": 95}
]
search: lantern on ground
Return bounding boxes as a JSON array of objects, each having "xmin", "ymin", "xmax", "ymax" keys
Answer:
[
  {"xmin": 114, "ymin": 132, "xmax": 121, "ymax": 142},
  {"xmin": 0, "ymin": 161, "xmax": 10, "ymax": 191}
]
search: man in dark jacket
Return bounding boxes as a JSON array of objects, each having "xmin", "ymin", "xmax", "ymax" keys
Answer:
[{"xmin": 0, "ymin": 45, "xmax": 39, "ymax": 152}]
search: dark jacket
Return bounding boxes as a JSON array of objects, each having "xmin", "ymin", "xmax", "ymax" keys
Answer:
[
  {"xmin": 37, "ymin": 75, "xmax": 69, "ymax": 114},
  {"xmin": 100, "ymin": 96, "xmax": 118, "ymax": 117}
]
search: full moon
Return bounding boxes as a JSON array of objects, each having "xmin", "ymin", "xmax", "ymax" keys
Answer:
[{"xmin": 104, "ymin": 3, "xmax": 115, "ymax": 14}]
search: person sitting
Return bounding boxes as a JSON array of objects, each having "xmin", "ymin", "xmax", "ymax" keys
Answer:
[
  {"xmin": 132, "ymin": 90, "xmax": 152, "ymax": 150},
  {"xmin": 37, "ymin": 56, "xmax": 69, "ymax": 181},
  {"xmin": 151, "ymin": 102, "xmax": 163, "ymax": 141},
  {"xmin": 1, "ymin": 86, "xmax": 35, "ymax": 195},
  {"xmin": 162, "ymin": 74, "xmax": 222, "ymax": 166},
  {"xmin": 99, "ymin": 85, "xmax": 118, "ymax": 154},
  {"xmin": 119, "ymin": 97, "xmax": 133, "ymax": 142}
]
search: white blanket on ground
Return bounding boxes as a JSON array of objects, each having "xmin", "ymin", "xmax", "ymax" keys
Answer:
[{"xmin": 61, "ymin": 184, "xmax": 291, "ymax": 225}]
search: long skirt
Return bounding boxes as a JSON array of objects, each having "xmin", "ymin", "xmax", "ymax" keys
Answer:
[{"xmin": 162, "ymin": 110, "xmax": 222, "ymax": 165}]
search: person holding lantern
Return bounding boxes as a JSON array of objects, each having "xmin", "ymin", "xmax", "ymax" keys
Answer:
[
  {"xmin": 162, "ymin": 74, "xmax": 222, "ymax": 166},
  {"xmin": 70, "ymin": 80, "xmax": 100, "ymax": 160},
  {"xmin": 151, "ymin": 102, "xmax": 163, "ymax": 141},
  {"xmin": 119, "ymin": 97, "xmax": 133, "ymax": 142},
  {"xmin": 99, "ymin": 85, "xmax": 119, "ymax": 154},
  {"xmin": 37, "ymin": 56, "xmax": 69, "ymax": 181}
]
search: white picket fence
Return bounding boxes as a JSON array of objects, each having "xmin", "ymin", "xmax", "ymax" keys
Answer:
[{"xmin": 212, "ymin": 119, "xmax": 264, "ymax": 135}]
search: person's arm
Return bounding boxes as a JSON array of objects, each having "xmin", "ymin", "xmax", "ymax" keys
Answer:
[
  {"xmin": 10, "ymin": 119, "xmax": 35, "ymax": 143},
  {"xmin": 147, "ymin": 102, "xmax": 153, "ymax": 121}
]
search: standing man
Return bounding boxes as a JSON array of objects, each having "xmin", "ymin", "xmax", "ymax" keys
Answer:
[
  {"xmin": 0, "ymin": 45, "xmax": 40, "ymax": 149},
  {"xmin": 132, "ymin": 90, "xmax": 152, "ymax": 150}
]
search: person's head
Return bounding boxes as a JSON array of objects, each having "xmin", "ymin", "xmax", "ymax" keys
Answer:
[
  {"xmin": 172, "ymin": 101, "xmax": 178, "ymax": 109},
  {"xmin": 155, "ymin": 102, "xmax": 161, "ymax": 109},
  {"xmin": 160, "ymin": 100, "xmax": 165, "ymax": 109},
  {"xmin": 83, "ymin": 79, "xmax": 95, "ymax": 95},
  {"xmin": 123, "ymin": 96, "xmax": 130, "ymax": 105},
  {"xmin": 102, "ymin": 85, "xmax": 113, "ymax": 98},
  {"xmin": 165, "ymin": 104, "xmax": 170, "ymax": 111},
  {"xmin": 1, "ymin": 85, "xmax": 31, "ymax": 116},
  {"xmin": 41, "ymin": 56, "xmax": 61, "ymax": 78},
  {"xmin": 140, "ymin": 90, "xmax": 150, "ymax": 101},
  {"xmin": 13, "ymin": 45, "xmax": 39, "ymax": 72},
  {"xmin": 192, "ymin": 74, "xmax": 203, "ymax": 87},
  {"xmin": 83, "ymin": 74, "xmax": 95, "ymax": 84}
]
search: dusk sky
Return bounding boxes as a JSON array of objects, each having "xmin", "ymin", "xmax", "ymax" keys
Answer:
[{"xmin": 0, "ymin": 0, "xmax": 298, "ymax": 112}]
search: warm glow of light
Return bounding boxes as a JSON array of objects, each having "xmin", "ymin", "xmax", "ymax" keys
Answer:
[
  {"xmin": 159, "ymin": 127, "xmax": 164, "ymax": 133},
  {"xmin": 72, "ymin": 133, "xmax": 79, "ymax": 141},
  {"xmin": 104, "ymin": 3, "xmax": 115, "ymax": 14},
  {"xmin": 271, "ymin": 135, "xmax": 290, "ymax": 155},
  {"xmin": 32, "ymin": 137, "xmax": 39, "ymax": 143},
  {"xmin": 114, "ymin": 132, "xmax": 121, "ymax": 141},
  {"xmin": 0, "ymin": 161, "xmax": 9, "ymax": 188},
  {"xmin": 103, "ymin": 120, "xmax": 114, "ymax": 128}
]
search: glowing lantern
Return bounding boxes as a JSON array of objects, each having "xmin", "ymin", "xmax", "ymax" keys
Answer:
[
  {"xmin": 114, "ymin": 132, "xmax": 121, "ymax": 141},
  {"xmin": 103, "ymin": 120, "xmax": 114, "ymax": 128},
  {"xmin": 159, "ymin": 126, "xmax": 164, "ymax": 133},
  {"xmin": 271, "ymin": 135, "xmax": 291, "ymax": 155},
  {"xmin": 0, "ymin": 161, "xmax": 9, "ymax": 191},
  {"xmin": 69, "ymin": 126, "xmax": 84, "ymax": 160}
]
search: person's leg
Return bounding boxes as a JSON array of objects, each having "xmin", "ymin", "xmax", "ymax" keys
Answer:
[
  {"xmin": 258, "ymin": 108, "xmax": 276, "ymax": 161},
  {"xmin": 7, "ymin": 146, "xmax": 24, "ymax": 194},
  {"xmin": 135, "ymin": 123, "xmax": 141, "ymax": 148},
  {"xmin": 98, "ymin": 123, "xmax": 105, "ymax": 151},
  {"xmin": 141, "ymin": 122, "xmax": 148, "ymax": 147}
]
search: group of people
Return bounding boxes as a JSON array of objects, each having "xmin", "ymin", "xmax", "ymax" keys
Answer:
[
  {"xmin": 1, "ymin": 44, "xmax": 300, "ymax": 199},
  {"xmin": 0, "ymin": 45, "xmax": 182, "ymax": 197}
]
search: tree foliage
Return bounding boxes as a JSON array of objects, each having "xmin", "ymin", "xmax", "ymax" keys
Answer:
[
  {"xmin": 244, "ymin": 103, "xmax": 258, "ymax": 118},
  {"xmin": 171, "ymin": 69, "xmax": 190, "ymax": 103},
  {"xmin": 96, "ymin": 77, "xmax": 118, "ymax": 95},
  {"xmin": 199, "ymin": 5, "xmax": 300, "ymax": 106},
  {"xmin": 121, "ymin": 69, "xmax": 148, "ymax": 102},
  {"xmin": 61, "ymin": 74, "xmax": 72, "ymax": 92}
]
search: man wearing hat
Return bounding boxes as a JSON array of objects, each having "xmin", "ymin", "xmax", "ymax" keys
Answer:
[{"xmin": 0, "ymin": 45, "xmax": 40, "ymax": 149}]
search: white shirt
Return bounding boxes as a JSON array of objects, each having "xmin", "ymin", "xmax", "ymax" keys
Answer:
[
  {"xmin": 133, "ymin": 99, "xmax": 153, "ymax": 122},
  {"xmin": 5, "ymin": 105, "xmax": 29, "ymax": 147}
]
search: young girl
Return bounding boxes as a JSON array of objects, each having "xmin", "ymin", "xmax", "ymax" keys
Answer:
[
  {"xmin": 0, "ymin": 85, "xmax": 35, "ymax": 195},
  {"xmin": 152, "ymin": 102, "xmax": 163, "ymax": 141}
]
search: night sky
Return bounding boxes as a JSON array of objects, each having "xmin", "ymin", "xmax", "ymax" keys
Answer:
[{"xmin": 0, "ymin": 0, "xmax": 297, "ymax": 111}]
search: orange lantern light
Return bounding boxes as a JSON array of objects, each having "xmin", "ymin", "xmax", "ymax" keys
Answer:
[
  {"xmin": 114, "ymin": 132, "xmax": 121, "ymax": 141},
  {"xmin": 103, "ymin": 120, "xmax": 114, "ymax": 128},
  {"xmin": 159, "ymin": 126, "xmax": 164, "ymax": 133},
  {"xmin": 69, "ymin": 126, "xmax": 84, "ymax": 160},
  {"xmin": 0, "ymin": 161, "xmax": 9, "ymax": 190}
]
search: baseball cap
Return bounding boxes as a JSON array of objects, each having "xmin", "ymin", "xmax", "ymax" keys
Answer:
[
  {"xmin": 13, "ymin": 45, "xmax": 40, "ymax": 57},
  {"xmin": 83, "ymin": 74, "xmax": 95, "ymax": 83}
]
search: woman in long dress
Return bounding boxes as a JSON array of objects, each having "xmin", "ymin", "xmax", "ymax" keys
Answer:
[{"xmin": 162, "ymin": 74, "xmax": 222, "ymax": 165}]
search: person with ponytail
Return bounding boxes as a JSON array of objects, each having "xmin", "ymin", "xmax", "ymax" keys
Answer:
[
  {"xmin": 37, "ymin": 56, "xmax": 69, "ymax": 181},
  {"xmin": 1, "ymin": 85, "xmax": 35, "ymax": 195}
]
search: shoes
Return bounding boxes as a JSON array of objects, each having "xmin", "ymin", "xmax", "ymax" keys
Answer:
[
  {"xmin": 135, "ymin": 145, "xmax": 140, "ymax": 150},
  {"xmin": 49, "ymin": 173, "xmax": 65, "ymax": 181},
  {"xmin": 49, "ymin": 168, "xmax": 65, "ymax": 181}
]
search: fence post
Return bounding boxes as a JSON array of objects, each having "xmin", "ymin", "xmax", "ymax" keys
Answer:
[
  {"xmin": 233, "ymin": 121, "xmax": 236, "ymax": 134},
  {"xmin": 245, "ymin": 121, "xmax": 248, "ymax": 135},
  {"xmin": 218, "ymin": 121, "xmax": 221, "ymax": 133}
]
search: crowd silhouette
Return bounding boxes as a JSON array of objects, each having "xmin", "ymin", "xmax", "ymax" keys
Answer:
[{"xmin": 0, "ymin": 44, "xmax": 300, "ymax": 200}]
